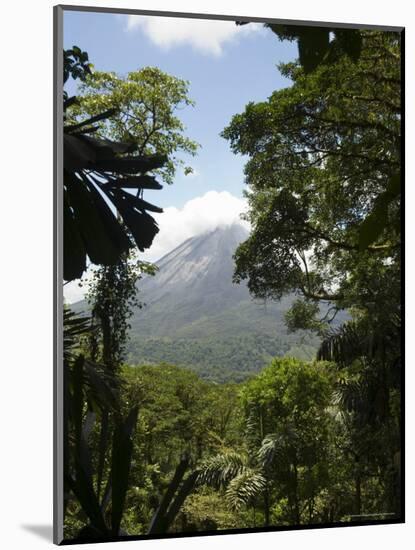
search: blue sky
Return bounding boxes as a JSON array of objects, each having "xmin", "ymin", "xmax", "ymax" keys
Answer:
[
  {"xmin": 64, "ymin": 11, "xmax": 297, "ymax": 208},
  {"xmin": 63, "ymin": 10, "xmax": 298, "ymax": 302}
]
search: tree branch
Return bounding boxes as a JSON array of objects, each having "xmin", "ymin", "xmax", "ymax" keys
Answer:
[
  {"xmin": 301, "ymin": 222, "xmax": 395, "ymax": 253},
  {"xmin": 300, "ymin": 287, "xmax": 343, "ymax": 302}
]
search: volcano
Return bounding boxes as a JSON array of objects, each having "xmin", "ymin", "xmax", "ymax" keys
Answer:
[{"xmin": 126, "ymin": 224, "xmax": 319, "ymax": 381}]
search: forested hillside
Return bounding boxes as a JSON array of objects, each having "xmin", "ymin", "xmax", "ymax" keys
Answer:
[{"xmin": 126, "ymin": 334, "xmax": 318, "ymax": 382}]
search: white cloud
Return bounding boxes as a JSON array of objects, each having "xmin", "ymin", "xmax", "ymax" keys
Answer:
[
  {"xmin": 63, "ymin": 191, "xmax": 248, "ymax": 304},
  {"xmin": 126, "ymin": 16, "xmax": 263, "ymax": 56},
  {"xmin": 142, "ymin": 190, "xmax": 249, "ymax": 262}
]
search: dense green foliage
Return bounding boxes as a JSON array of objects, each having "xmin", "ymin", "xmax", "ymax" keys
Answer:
[
  {"xmin": 126, "ymin": 334, "xmax": 318, "ymax": 383},
  {"xmin": 266, "ymin": 24, "xmax": 363, "ymax": 73},
  {"xmin": 64, "ymin": 358, "xmax": 401, "ymax": 538}
]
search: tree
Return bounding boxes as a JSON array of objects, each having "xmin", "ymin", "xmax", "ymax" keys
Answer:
[
  {"xmin": 68, "ymin": 64, "xmax": 199, "ymax": 364},
  {"xmin": 241, "ymin": 357, "xmax": 333, "ymax": 525},
  {"xmin": 237, "ymin": 22, "xmax": 363, "ymax": 73},
  {"xmin": 318, "ymin": 316, "xmax": 402, "ymax": 518},
  {"xmin": 86, "ymin": 253, "xmax": 156, "ymax": 369},
  {"xmin": 62, "ymin": 50, "xmax": 199, "ymax": 540},
  {"xmin": 70, "ymin": 67, "xmax": 199, "ymax": 184},
  {"xmin": 63, "ymin": 48, "xmax": 169, "ymax": 282},
  {"xmin": 197, "ymin": 358, "xmax": 334, "ymax": 527},
  {"xmin": 64, "ymin": 46, "xmax": 92, "ymax": 98},
  {"xmin": 222, "ymin": 31, "xmax": 401, "ymax": 332},
  {"xmin": 222, "ymin": 31, "xmax": 402, "ymax": 521},
  {"xmin": 120, "ymin": 364, "xmax": 237, "ymax": 534}
]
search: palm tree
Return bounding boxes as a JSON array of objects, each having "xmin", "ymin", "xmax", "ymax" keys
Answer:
[
  {"xmin": 318, "ymin": 316, "xmax": 401, "ymax": 518},
  {"xmin": 196, "ymin": 451, "xmax": 266, "ymax": 516}
]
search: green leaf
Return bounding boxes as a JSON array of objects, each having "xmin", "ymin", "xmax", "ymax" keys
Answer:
[
  {"xmin": 93, "ymin": 154, "xmax": 167, "ymax": 174},
  {"xmin": 64, "ymin": 173, "xmax": 125, "ymax": 266},
  {"xmin": 65, "ymin": 109, "xmax": 118, "ymax": 134},
  {"xmin": 358, "ymin": 172, "xmax": 401, "ymax": 250},
  {"xmin": 107, "ymin": 190, "xmax": 160, "ymax": 252}
]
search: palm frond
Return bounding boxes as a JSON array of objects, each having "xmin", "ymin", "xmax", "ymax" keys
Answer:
[
  {"xmin": 317, "ymin": 321, "xmax": 369, "ymax": 365},
  {"xmin": 318, "ymin": 316, "xmax": 401, "ymax": 366},
  {"xmin": 63, "ymin": 109, "xmax": 167, "ymax": 281},
  {"xmin": 64, "ymin": 308, "xmax": 120, "ymax": 412},
  {"xmin": 197, "ymin": 452, "xmax": 246, "ymax": 489},
  {"xmin": 225, "ymin": 469, "xmax": 266, "ymax": 511},
  {"xmin": 63, "ymin": 307, "xmax": 91, "ymax": 361},
  {"xmin": 333, "ymin": 375, "xmax": 365, "ymax": 413},
  {"xmin": 257, "ymin": 425, "xmax": 299, "ymax": 468},
  {"xmin": 82, "ymin": 358, "xmax": 121, "ymax": 412},
  {"xmin": 258, "ymin": 433, "xmax": 287, "ymax": 467}
]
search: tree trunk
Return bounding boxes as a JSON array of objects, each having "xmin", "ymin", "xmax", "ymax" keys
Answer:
[
  {"xmin": 355, "ymin": 456, "xmax": 362, "ymax": 516},
  {"xmin": 293, "ymin": 462, "xmax": 300, "ymax": 524},
  {"xmin": 263, "ymin": 485, "xmax": 270, "ymax": 527}
]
